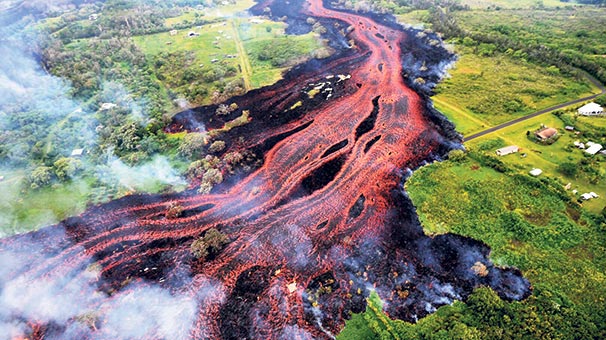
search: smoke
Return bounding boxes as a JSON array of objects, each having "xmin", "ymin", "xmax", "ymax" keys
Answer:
[
  {"xmin": 104, "ymin": 155, "xmax": 186, "ymax": 191},
  {"xmin": 0, "ymin": 225, "xmax": 202, "ymax": 339},
  {"xmin": 270, "ymin": 224, "xmax": 313, "ymax": 269},
  {"xmin": 279, "ymin": 324, "xmax": 315, "ymax": 340},
  {"xmin": 101, "ymin": 286, "xmax": 197, "ymax": 340}
]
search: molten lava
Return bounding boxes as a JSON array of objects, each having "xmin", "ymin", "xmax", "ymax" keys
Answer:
[{"xmin": 0, "ymin": 0, "xmax": 530, "ymax": 339}]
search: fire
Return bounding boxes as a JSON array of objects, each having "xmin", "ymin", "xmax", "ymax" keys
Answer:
[{"xmin": 0, "ymin": 0, "xmax": 530, "ymax": 338}]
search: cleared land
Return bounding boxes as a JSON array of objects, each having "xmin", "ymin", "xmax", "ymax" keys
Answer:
[{"xmin": 433, "ymin": 46, "xmax": 600, "ymax": 136}]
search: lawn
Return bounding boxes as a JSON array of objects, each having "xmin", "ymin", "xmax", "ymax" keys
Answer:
[
  {"xmin": 433, "ymin": 46, "xmax": 599, "ymax": 136},
  {"xmin": 133, "ymin": 23, "xmax": 239, "ymax": 66},
  {"xmin": 0, "ymin": 169, "xmax": 91, "ymax": 236},
  {"xmin": 465, "ymin": 110, "xmax": 606, "ymax": 214}
]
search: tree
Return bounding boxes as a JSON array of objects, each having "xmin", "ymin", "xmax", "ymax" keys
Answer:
[
  {"xmin": 208, "ymin": 140, "xmax": 226, "ymax": 153},
  {"xmin": 53, "ymin": 157, "xmax": 82, "ymax": 181},
  {"xmin": 29, "ymin": 166, "xmax": 53, "ymax": 189},
  {"xmin": 448, "ymin": 149, "xmax": 466, "ymax": 162},
  {"xmin": 190, "ymin": 228, "xmax": 228, "ymax": 259},
  {"xmin": 178, "ymin": 133, "xmax": 206, "ymax": 158},
  {"xmin": 204, "ymin": 228, "xmax": 228, "ymax": 252},
  {"xmin": 191, "ymin": 238, "xmax": 209, "ymax": 259},
  {"xmin": 215, "ymin": 104, "xmax": 230, "ymax": 116},
  {"xmin": 165, "ymin": 201, "xmax": 183, "ymax": 219},
  {"xmin": 557, "ymin": 162, "xmax": 578, "ymax": 177}
]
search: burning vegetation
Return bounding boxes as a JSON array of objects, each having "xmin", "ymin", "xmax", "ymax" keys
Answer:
[{"xmin": 0, "ymin": 0, "xmax": 530, "ymax": 338}]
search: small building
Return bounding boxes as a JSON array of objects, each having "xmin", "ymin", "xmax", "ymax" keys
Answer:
[
  {"xmin": 170, "ymin": 29, "xmax": 178, "ymax": 36},
  {"xmin": 71, "ymin": 148, "xmax": 85, "ymax": 157},
  {"xmin": 535, "ymin": 127, "xmax": 558, "ymax": 141},
  {"xmin": 188, "ymin": 31, "xmax": 199, "ymax": 37},
  {"xmin": 89, "ymin": 13, "xmax": 98, "ymax": 21},
  {"xmin": 99, "ymin": 102, "xmax": 117, "ymax": 111},
  {"xmin": 211, "ymin": 58, "xmax": 219, "ymax": 63},
  {"xmin": 585, "ymin": 143, "xmax": 603, "ymax": 155},
  {"xmin": 580, "ymin": 192, "xmax": 599, "ymax": 201},
  {"xmin": 565, "ymin": 126, "xmax": 575, "ymax": 131},
  {"xmin": 287, "ymin": 282, "xmax": 297, "ymax": 294},
  {"xmin": 577, "ymin": 102, "xmax": 604, "ymax": 116},
  {"xmin": 495, "ymin": 145, "xmax": 520, "ymax": 156},
  {"xmin": 529, "ymin": 168, "xmax": 543, "ymax": 177}
]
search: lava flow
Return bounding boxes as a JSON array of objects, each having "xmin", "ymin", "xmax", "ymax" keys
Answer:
[{"xmin": 0, "ymin": 0, "xmax": 530, "ymax": 339}]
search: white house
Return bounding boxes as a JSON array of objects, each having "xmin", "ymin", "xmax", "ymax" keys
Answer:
[
  {"xmin": 529, "ymin": 168, "xmax": 543, "ymax": 177},
  {"xmin": 100, "ymin": 102, "xmax": 117, "ymax": 111},
  {"xmin": 577, "ymin": 102, "xmax": 604, "ymax": 116},
  {"xmin": 495, "ymin": 145, "xmax": 520, "ymax": 156},
  {"xmin": 71, "ymin": 148, "xmax": 85, "ymax": 157},
  {"xmin": 585, "ymin": 143, "xmax": 603, "ymax": 155}
]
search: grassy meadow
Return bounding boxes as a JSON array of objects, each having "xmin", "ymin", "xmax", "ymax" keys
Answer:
[{"xmin": 433, "ymin": 46, "xmax": 599, "ymax": 136}]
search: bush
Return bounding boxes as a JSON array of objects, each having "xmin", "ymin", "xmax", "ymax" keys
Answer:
[
  {"xmin": 557, "ymin": 162, "xmax": 578, "ymax": 177},
  {"xmin": 208, "ymin": 140, "xmax": 226, "ymax": 153},
  {"xmin": 190, "ymin": 228, "xmax": 228, "ymax": 259},
  {"xmin": 448, "ymin": 149, "xmax": 467, "ymax": 162}
]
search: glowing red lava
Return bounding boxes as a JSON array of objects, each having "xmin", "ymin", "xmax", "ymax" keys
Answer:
[{"xmin": 0, "ymin": 0, "xmax": 530, "ymax": 339}]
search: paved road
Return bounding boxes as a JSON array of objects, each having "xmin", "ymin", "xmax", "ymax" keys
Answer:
[{"xmin": 464, "ymin": 72, "xmax": 606, "ymax": 142}]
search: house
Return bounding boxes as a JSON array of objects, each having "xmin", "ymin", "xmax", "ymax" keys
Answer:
[
  {"xmin": 529, "ymin": 168, "xmax": 543, "ymax": 177},
  {"xmin": 577, "ymin": 102, "xmax": 604, "ymax": 116},
  {"xmin": 89, "ymin": 14, "xmax": 98, "ymax": 21},
  {"xmin": 535, "ymin": 127, "xmax": 558, "ymax": 141},
  {"xmin": 565, "ymin": 126, "xmax": 575, "ymax": 131},
  {"xmin": 580, "ymin": 192, "xmax": 599, "ymax": 201},
  {"xmin": 71, "ymin": 148, "xmax": 85, "ymax": 157},
  {"xmin": 495, "ymin": 145, "xmax": 520, "ymax": 156},
  {"xmin": 585, "ymin": 143, "xmax": 603, "ymax": 155},
  {"xmin": 100, "ymin": 102, "xmax": 117, "ymax": 111},
  {"xmin": 170, "ymin": 29, "xmax": 178, "ymax": 36}
]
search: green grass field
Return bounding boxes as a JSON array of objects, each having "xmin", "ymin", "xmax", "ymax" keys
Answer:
[
  {"xmin": 465, "ymin": 110, "xmax": 606, "ymax": 213},
  {"xmin": 338, "ymin": 150, "xmax": 606, "ymax": 338},
  {"xmin": 433, "ymin": 46, "xmax": 599, "ymax": 136},
  {"xmin": 0, "ymin": 169, "xmax": 91, "ymax": 236}
]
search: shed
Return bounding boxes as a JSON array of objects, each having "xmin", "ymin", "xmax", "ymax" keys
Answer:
[
  {"xmin": 529, "ymin": 168, "xmax": 543, "ymax": 177},
  {"xmin": 577, "ymin": 102, "xmax": 604, "ymax": 116},
  {"xmin": 585, "ymin": 143, "xmax": 603, "ymax": 155},
  {"xmin": 100, "ymin": 102, "xmax": 117, "ymax": 111},
  {"xmin": 495, "ymin": 145, "xmax": 519, "ymax": 156},
  {"xmin": 71, "ymin": 148, "xmax": 85, "ymax": 157},
  {"xmin": 565, "ymin": 126, "xmax": 574, "ymax": 131}
]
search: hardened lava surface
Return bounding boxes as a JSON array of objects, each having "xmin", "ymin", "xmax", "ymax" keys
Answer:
[{"xmin": 0, "ymin": 0, "xmax": 530, "ymax": 338}]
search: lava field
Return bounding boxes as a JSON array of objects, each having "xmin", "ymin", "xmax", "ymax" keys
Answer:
[{"xmin": 0, "ymin": 0, "xmax": 531, "ymax": 339}]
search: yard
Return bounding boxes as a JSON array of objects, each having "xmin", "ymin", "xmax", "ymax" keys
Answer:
[{"xmin": 465, "ymin": 110, "xmax": 606, "ymax": 213}]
